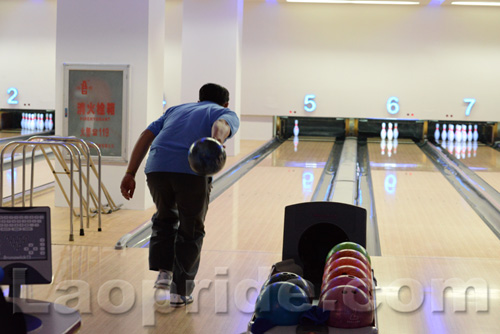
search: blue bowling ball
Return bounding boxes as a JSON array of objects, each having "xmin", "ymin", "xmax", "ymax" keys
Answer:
[
  {"xmin": 188, "ymin": 137, "xmax": 226, "ymax": 176},
  {"xmin": 255, "ymin": 281, "xmax": 311, "ymax": 326},
  {"xmin": 262, "ymin": 272, "xmax": 315, "ymax": 302}
]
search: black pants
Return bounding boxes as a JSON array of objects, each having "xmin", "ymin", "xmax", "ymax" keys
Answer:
[{"xmin": 146, "ymin": 172, "xmax": 211, "ymax": 296}]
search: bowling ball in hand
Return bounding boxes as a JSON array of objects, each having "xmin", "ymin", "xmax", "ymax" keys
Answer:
[{"xmin": 188, "ymin": 137, "xmax": 226, "ymax": 176}]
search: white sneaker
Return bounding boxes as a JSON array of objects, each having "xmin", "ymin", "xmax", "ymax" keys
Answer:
[
  {"xmin": 154, "ymin": 270, "xmax": 173, "ymax": 289},
  {"xmin": 170, "ymin": 293, "xmax": 194, "ymax": 308}
]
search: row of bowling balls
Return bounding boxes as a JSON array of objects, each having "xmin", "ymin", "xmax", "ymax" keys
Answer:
[
  {"xmin": 319, "ymin": 241, "xmax": 375, "ymax": 329},
  {"xmin": 253, "ymin": 242, "xmax": 375, "ymax": 329}
]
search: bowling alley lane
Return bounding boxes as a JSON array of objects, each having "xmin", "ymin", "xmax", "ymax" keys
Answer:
[
  {"xmin": 457, "ymin": 144, "xmax": 500, "ymax": 193},
  {"xmin": 202, "ymin": 138, "xmax": 333, "ymax": 254},
  {"xmin": 368, "ymin": 140, "xmax": 500, "ymax": 259}
]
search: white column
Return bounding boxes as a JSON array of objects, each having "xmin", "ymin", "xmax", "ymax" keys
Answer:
[
  {"xmin": 55, "ymin": 0, "xmax": 165, "ymax": 210},
  {"xmin": 181, "ymin": 0, "xmax": 243, "ymax": 156}
]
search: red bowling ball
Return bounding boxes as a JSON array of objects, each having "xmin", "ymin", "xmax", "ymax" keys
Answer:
[
  {"xmin": 323, "ymin": 265, "xmax": 370, "ymax": 289},
  {"xmin": 319, "ymin": 285, "xmax": 374, "ymax": 329},
  {"xmin": 325, "ymin": 249, "xmax": 371, "ymax": 271},
  {"xmin": 320, "ymin": 275, "xmax": 372, "ymax": 299},
  {"xmin": 323, "ymin": 257, "xmax": 372, "ymax": 281}
]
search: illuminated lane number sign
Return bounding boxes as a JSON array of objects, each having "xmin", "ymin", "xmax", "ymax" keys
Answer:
[
  {"xmin": 464, "ymin": 98, "xmax": 476, "ymax": 116},
  {"xmin": 7, "ymin": 87, "xmax": 19, "ymax": 105},
  {"xmin": 387, "ymin": 96, "xmax": 400, "ymax": 115},
  {"xmin": 304, "ymin": 94, "xmax": 316, "ymax": 112}
]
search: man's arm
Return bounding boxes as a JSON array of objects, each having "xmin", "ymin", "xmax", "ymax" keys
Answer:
[
  {"xmin": 120, "ymin": 129, "xmax": 155, "ymax": 200},
  {"xmin": 211, "ymin": 119, "xmax": 231, "ymax": 144}
]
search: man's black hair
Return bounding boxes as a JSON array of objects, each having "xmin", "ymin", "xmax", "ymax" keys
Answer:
[{"xmin": 199, "ymin": 83, "xmax": 230, "ymax": 106}]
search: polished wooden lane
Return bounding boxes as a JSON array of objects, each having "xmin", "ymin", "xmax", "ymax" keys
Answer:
[
  {"xmin": 373, "ymin": 255, "xmax": 500, "ymax": 334},
  {"xmin": 204, "ymin": 139, "xmax": 333, "ymax": 253},
  {"xmin": 368, "ymin": 141, "xmax": 500, "ymax": 259},
  {"xmin": 459, "ymin": 144, "xmax": 500, "ymax": 193}
]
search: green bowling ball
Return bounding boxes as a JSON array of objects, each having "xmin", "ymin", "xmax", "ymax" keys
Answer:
[{"xmin": 326, "ymin": 241, "xmax": 371, "ymax": 265}]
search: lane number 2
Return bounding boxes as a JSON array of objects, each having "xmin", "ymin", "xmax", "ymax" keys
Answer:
[{"xmin": 7, "ymin": 87, "xmax": 19, "ymax": 105}]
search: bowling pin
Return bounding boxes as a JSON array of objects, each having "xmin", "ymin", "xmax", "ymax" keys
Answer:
[
  {"xmin": 380, "ymin": 139, "xmax": 386, "ymax": 155},
  {"xmin": 447, "ymin": 140, "xmax": 454, "ymax": 155},
  {"xmin": 387, "ymin": 139, "xmax": 393, "ymax": 157},
  {"xmin": 380, "ymin": 122, "xmax": 387, "ymax": 140},
  {"xmin": 387, "ymin": 122, "xmax": 394, "ymax": 140},
  {"xmin": 393, "ymin": 123, "xmax": 399, "ymax": 139},
  {"xmin": 448, "ymin": 124, "xmax": 454, "ymax": 142},
  {"xmin": 455, "ymin": 141, "xmax": 461, "ymax": 159},
  {"xmin": 48, "ymin": 114, "xmax": 54, "ymax": 131},
  {"xmin": 462, "ymin": 125, "xmax": 466, "ymax": 143},
  {"xmin": 473, "ymin": 124, "xmax": 478, "ymax": 141},
  {"xmin": 455, "ymin": 124, "xmax": 461, "ymax": 142},
  {"xmin": 467, "ymin": 124, "xmax": 472, "ymax": 142},
  {"xmin": 434, "ymin": 123, "xmax": 440, "ymax": 141},
  {"xmin": 293, "ymin": 120, "xmax": 300, "ymax": 136},
  {"xmin": 441, "ymin": 124, "xmax": 447, "ymax": 141}
]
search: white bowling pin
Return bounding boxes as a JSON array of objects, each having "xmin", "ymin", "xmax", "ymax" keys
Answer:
[
  {"xmin": 293, "ymin": 120, "xmax": 300, "ymax": 136},
  {"xmin": 467, "ymin": 124, "xmax": 472, "ymax": 142},
  {"xmin": 380, "ymin": 122, "xmax": 387, "ymax": 140},
  {"xmin": 393, "ymin": 123, "xmax": 399, "ymax": 139},
  {"xmin": 293, "ymin": 135, "xmax": 299, "ymax": 152},
  {"xmin": 380, "ymin": 139, "xmax": 386, "ymax": 155},
  {"xmin": 387, "ymin": 122, "xmax": 393, "ymax": 140},
  {"xmin": 447, "ymin": 140, "xmax": 454, "ymax": 155},
  {"xmin": 455, "ymin": 125, "xmax": 462, "ymax": 142},
  {"xmin": 434, "ymin": 123, "xmax": 440, "ymax": 141},
  {"xmin": 473, "ymin": 124, "xmax": 478, "ymax": 141},
  {"xmin": 462, "ymin": 125, "xmax": 466, "ymax": 143},
  {"xmin": 448, "ymin": 124, "xmax": 455, "ymax": 142},
  {"xmin": 47, "ymin": 114, "xmax": 53, "ymax": 131},
  {"xmin": 455, "ymin": 141, "xmax": 461, "ymax": 159},
  {"xmin": 441, "ymin": 124, "xmax": 447, "ymax": 141}
]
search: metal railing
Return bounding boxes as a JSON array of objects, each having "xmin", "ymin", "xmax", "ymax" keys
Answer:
[{"xmin": 0, "ymin": 136, "xmax": 120, "ymax": 241}]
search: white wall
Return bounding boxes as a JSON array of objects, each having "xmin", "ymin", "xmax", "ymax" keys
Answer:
[
  {"xmin": 2, "ymin": 1, "xmax": 500, "ymax": 142},
  {"xmin": 241, "ymin": 4, "xmax": 500, "ymax": 122},
  {"xmin": 164, "ymin": 0, "xmax": 183, "ymax": 109},
  {"xmin": 0, "ymin": 0, "xmax": 56, "ymax": 110}
]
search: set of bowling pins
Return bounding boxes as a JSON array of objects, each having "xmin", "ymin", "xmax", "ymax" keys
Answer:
[
  {"xmin": 20, "ymin": 112, "xmax": 53, "ymax": 132},
  {"xmin": 293, "ymin": 119, "xmax": 299, "ymax": 152},
  {"xmin": 380, "ymin": 122, "xmax": 399, "ymax": 157},
  {"xmin": 434, "ymin": 123, "xmax": 479, "ymax": 160},
  {"xmin": 433, "ymin": 123, "xmax": 478, "ymax": 143}
]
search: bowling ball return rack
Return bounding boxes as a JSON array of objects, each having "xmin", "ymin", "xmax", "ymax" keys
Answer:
[
  {"xmin": 245, "ymin": 259, "xmax": 379, "ymax": 334},
  {"xmin": 246, "ymin": 202, "xmax": 378, "ymax": 333}
]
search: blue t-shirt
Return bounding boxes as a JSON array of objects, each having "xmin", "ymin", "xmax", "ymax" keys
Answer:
[{"xmin": 144, "ymin": 101, "xmax": 239, "ymax": 175}]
